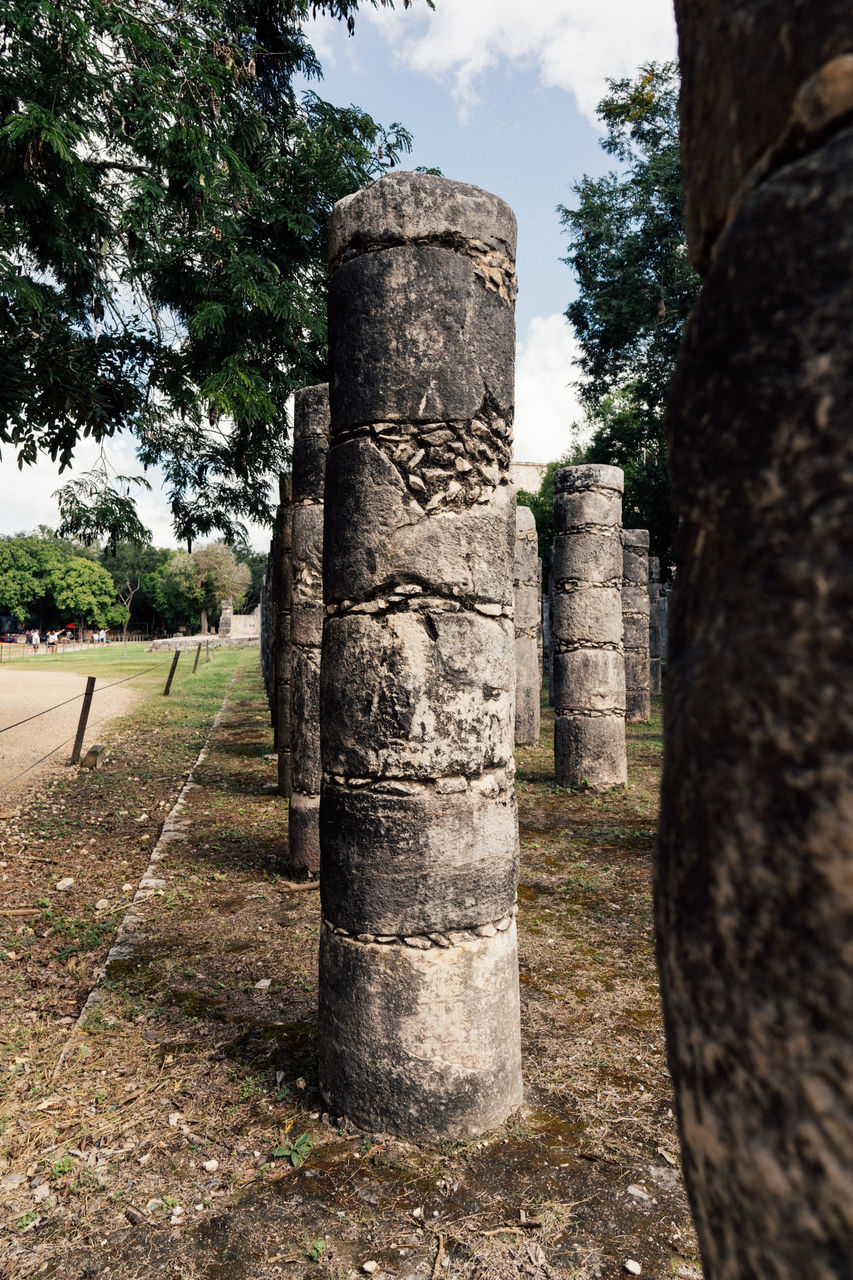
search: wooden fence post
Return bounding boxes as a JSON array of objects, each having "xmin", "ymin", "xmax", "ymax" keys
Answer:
[{"xmin": 71, "ymin": 677, "xmax": 97, "ymax": 764}]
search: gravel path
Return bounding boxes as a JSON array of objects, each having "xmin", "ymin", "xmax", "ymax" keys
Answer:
[{"xmin": 0, "ymin": 667, "xmax": 140, "ymax": 801}]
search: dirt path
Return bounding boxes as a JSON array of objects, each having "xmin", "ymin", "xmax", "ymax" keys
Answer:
[{"xmin": 0, "ymin": 668, "xmax": 140, "ymax": 801}]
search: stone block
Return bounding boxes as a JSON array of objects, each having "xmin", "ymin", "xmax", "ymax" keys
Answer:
[
  {"xmin": 319, "ymin": 923, "xmax": 523, "ymax": 1141},
  {"xmin": 322, "ymin": 611, "xmax": 514, "ymax": 781},
  {"xmin": 324, "ymin": 439, "xmax": 515, "ymax": 606},
  {"xmin": 552, "ymin": 587, "xmax": 623, "ymax": 644},
  {"xmin": 328, "ymin": 246, "xmax": 514, "ymax": 428},
  {"xmin": 552, "ymin": 647, "xmax": 625, "ymax": 715},
  {"xmin": 320, "ymin": 781, "xmax": 518, "ymax": 936},
  {"xmin": 554, "ymin": 714, "xmax": 628, "ymax": 791}
]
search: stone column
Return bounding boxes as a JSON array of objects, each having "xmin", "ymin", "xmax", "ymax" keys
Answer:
[
  {"xmin": 547, "ymin": 545, "xmax": 555, "ymax": 706},
  {"xmin": 622, "ymin": 529, "xmax": 650, "ymax": 722},
  {"xmin": 319, "ymin": 171, "xmax": 523, "ymax": 1141},
  {"xmin": 274, "ymin": 477, "xmax": 292, "ymax": 798},
  {"xmin": 513, "ymin": 505, "xmax": 540, "ymax": 746},
  {"xmin": 218, "ymin": 598, "xmax": 233, "ymax": 639},
  {"xmin": 552, "ymin": 465, "xmax": 626, "ymax": 791},
  {"xmin": 648, "ymin": 555, "xmax": 661, "ymax": 695},
  {"xmin": 658, "ymin": 584, "xmax": 670, "ymax": 667},
  {"xmin": 536, "ymin": 557, "xmax": 543, "ymax": 676},
  {"xmin": 658, "ymin": 6, "xmax": 853, "ymax": 1277},
  {"xmin": 289, "ymin": 385, "xmax": 329, "ymax": 875}
]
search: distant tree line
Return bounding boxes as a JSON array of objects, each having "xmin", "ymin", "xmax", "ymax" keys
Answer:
[{"xmin": 0, "ymin": 532, "xmax": 264, "ymax": 636}]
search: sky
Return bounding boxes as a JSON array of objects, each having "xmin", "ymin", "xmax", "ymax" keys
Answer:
[{"xmin": 0, "ymin": 0, "xmax": 677, "ymax": 550}]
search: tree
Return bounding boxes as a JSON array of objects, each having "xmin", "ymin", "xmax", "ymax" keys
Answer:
[
  {"xmin": 0, "ymin": 533, "xmax": 119, "ymax": 628},
  {"xmin": 1, "ymin": 0, "xmax": 426, "ymax": 544},
  {"xmin": 558, "ymin": 62, "xmax": 701, "ymax": 571},
  {"xmin": 49, "ymin": 557, "xmax": 120, "ymax": 630},
  {"xmin": 165, "ymin": 542, "xmax": 251, "ymax": 632},
  {"xmin": 100, "ymin": 540, "xmax": 172, "ymax": 643}
]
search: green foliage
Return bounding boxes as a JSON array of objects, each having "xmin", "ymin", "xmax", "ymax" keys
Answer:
[
  {"xmin": 55, "ymin": 452, "xmax": 152, "ymax": 554},
  {"xmin": 558, "ymin": 62, "xmax": 701, "ymax": 570},
  {"xmin": 272, "ymin": 1130, "xmax": 313, "ymax": 1167},
  {"xmin": 50, "ymin": 557, "xmax": 118, "ymax": 627},
  {"xmin": 579, "ymin": 382, "xmax": 675, "ymax": 565},
  {"xmin": 1, "ymin": 0, "xmax": 426, "ymax": 543},
  {"xmin": 166, "ymin": 542, "xmax": 251, "ymax": 616}
]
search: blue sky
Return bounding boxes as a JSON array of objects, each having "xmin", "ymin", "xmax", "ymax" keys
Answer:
[{"xmin": 0, "ymin": 0, "xmax": 677, "ymax": 548}]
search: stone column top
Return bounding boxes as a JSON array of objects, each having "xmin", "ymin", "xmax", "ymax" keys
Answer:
[
  {"xmin": 328, "ymin": 171, "xmax": 517, "ymax": 272},
  {"xmin": 554, "ymin": 464, "xmax": 624, "ymax": 495},
  {"xmin": 623, "ymin": 528, "xmax": 650, "ymax": 551},
  {"xmin": 293, "ymin": 383, "xmax": 330, "ymax": 436}
]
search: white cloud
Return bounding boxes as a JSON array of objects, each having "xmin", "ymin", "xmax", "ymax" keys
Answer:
[
  {"xmin": 513, "ymin": 313, "xmax": 589, "ymax": 464},
  {"xmin": 363, "ymin": 0, "xmax": 677, "ymax": 122},
  {"xmin": 0, "ymin": 436, "xmax": 274, "ymax": 552}
]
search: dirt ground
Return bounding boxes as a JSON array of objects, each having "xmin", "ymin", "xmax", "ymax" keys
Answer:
[
  {"xmin": 0, "ymin": 651, "xmax": 703, "ymax": 1280},
  {"xmin": 0, "ymin": 668, "xmax": 140, "ymax": 802}
]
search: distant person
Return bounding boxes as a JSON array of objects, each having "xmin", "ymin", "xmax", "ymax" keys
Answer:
[
  {"xmin": 31, "ymin": 629, "xmax": 40, "ymax": 654},
  {"xmin": 47, "ymin": 630, "xmax": 58, "ymax": 654},
  {"xmin": 98, "ymin": 628, "xmax": 106, "ymax": 644}
]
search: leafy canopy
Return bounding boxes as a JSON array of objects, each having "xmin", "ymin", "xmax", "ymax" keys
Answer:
[
  {"xmin": 558, "ymin": 62, "xmax": 701, "ymax": 571},
  {"xmin": 0, "ymin": 534, "xmax": 119, "ymax": 626},
  {"xmin": 1, "ymin": 0, "xmax": 424, "ymax": 544}
]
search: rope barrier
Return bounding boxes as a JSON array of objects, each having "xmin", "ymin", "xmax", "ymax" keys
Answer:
[
  {"xmin": 0, "ymin": 706, "xmax": 131, "ymax": 794},
  {"xmin": 0, "ymin": 666, "xmax": 158, "ymax": 736}
]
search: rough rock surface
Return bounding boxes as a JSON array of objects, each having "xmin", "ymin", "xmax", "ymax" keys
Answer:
[
  {"xmin": 513, "ymin": 505, "xmax": 541, "ymax": 746},
  {"xmin": 289, "ymin": 385, "xmax": 329, "ymax": 874},
  {"xmin": 648, "ymin": 556, "xmax": 661, "ymax": 696},
  {"xmin": 320, "ymin": 172, "xmax": 523, "ymax": 1140},
  {"xmin": 622, "ymin": 530, "xmax": 651, "ymax": 723},
  {"xmin": 658, "ymin": 42, "xmax": 853, "ymax": 1274},
  {"xmin": 675, "ymin": 1, "xmax": 853, "ymax": 271},
  {"xmin": 551, "ymin": 466, "xmax": 626, "ymax": 791}
]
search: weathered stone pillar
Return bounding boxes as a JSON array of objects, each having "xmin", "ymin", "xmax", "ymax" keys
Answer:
[
  {"xmin": 622, "ymin": 529, "xmax": 650, "ymax": 722},
  {"xmin": 547, "ymin": 545, "xmax": 555, "ymax": 706},
  {"xmin": 658, "ymin": 6, "xmax": 853, "ymax": 1276},
  {"xmin": 218, "ymin": 598, "xmax": 233, "ymax": 638},
  {"xmin": 658, "ymin": 583, "xmax": 670, "ymax": 668},
  {"xmin": 552, "ymin": 465, "xmax": 626, "ymax": 791},
  {"xmin": 536, "ymin": 557, "xmax": 543, "ymax": 676},
  {"xmin": 648, "ymin": 555, "xmax": 661, "ymax": 696},
  {"xmin": 275, "ymin": 477, "xmax": 292, "ymax": 798},
  {"xmin": 513, "ymin": 505, "xmax": 540, "ymax": 746},
  {"xmin": 319, "ymin": 171, "xmax": 523, "ymax": 1141},
  {"xmin": 289, "ymin": 385, "xmax": 329, "ymax": 875}
]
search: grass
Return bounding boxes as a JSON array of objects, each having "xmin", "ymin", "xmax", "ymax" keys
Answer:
[{"xmin": 0, "ymin": 656, "xmax": 702, "ymax": 1280}]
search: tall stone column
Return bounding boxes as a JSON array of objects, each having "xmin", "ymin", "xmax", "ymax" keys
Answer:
[
  {"xmin": 289, "ymin": 385, "xmax": 329, "ymax": 875},
  {"xmin": 658, "ymin": 5, "xmax": 853, "ymax": 1276},
  {"xmin": 513, "ymin": 505, "xmax": 540, "ymax": 746},
  {"xmin": 552, "ymin": 465, "xmax": 626, "ymax": 791},
  {"xmin": 536, "ymin": 557, "xmax": 543, "ymax": 676},
  {"xmin": 319, "ymin": 171, "xmax": 523, "ymax": 1141},
  {"xmin": 622, "ymin": 529, "xmax": 651, "ymax": 722},
  {"xmin": 648, "ymin": 555, "xmax": 661, "ymax": 695},
  {"xmin": 547, "ymin": 545, "xmax": 555, "ymax": 706},
  {"xmin": 274, "ymin": 477, "xmax": 292, "ymax": 798}
]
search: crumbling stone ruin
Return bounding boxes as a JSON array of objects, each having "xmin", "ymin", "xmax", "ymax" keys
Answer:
[
  {"xmin": 657, "ymin": 3, "xmax": 853, "ymax": 1275},
  {"xmin": 513, "ymin": 504, "xmax": 541, "ymax": 746},
  {"xmin": 318, "ymin": 171, "xmax": 523, "ymax": 1140},
  {"xmin": 289, "ymin": 385, "xmax": 329, "ymax": 875},
  {"xmin": 622, "ymin": 529, "xmax": 651, "ymax": 722},
  {"xmin": 648, "ymin": 555, "xmax": 661, "ymax": 695},
  {"xmin": 260, "ymin": 478, "xmax": 292, "ymax": 797},
  {"xmin": 276, "ymin": 483, "xmax": 293, "ymax": 798},
  {"xmin": 551, "ymin": 465, "xmax": 627, "ymax": 791}
]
